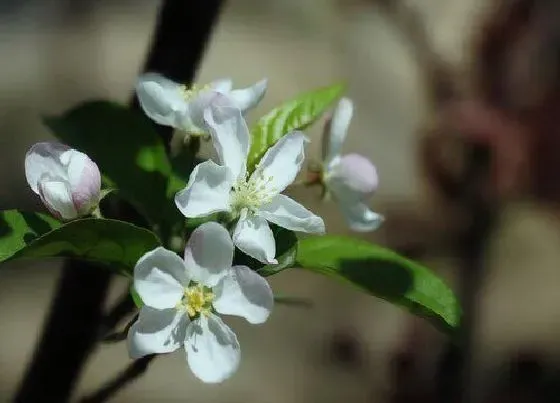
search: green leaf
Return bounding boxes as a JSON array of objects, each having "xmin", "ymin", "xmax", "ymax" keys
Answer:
[
  {"xmin": 44, "ymin": 101, "xmax": 184, "ymax": 236},
  {"xmin": 295, "ymin": 236, "xmax": 461, "ymax": 335},
  {"xmin": 0, "ymin": 210, "xmax": 62, "ymax": 262},
  {"xmin": 130, "ymin": 284, "xmax": 143, "ymax": 308},
  {"xmin": 233, "ymin": 225, "xmax": 298, "ymax": 275},
  {"xmin": 0, "ymin": 212, "xmax": 160, "ymax": 275},
  {"xmin": 247, "ymin": 83, "xmax": 345, "ymax": 171}
]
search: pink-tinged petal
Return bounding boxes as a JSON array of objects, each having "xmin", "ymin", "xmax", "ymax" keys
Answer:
[
  {"xmin": 326, "ymin": 153, "xmax": 378, "ymax": 198},
  {"xmin": 66, "ymin": 150, "xmax": 101, "ymax": 215},
  {"xmin": 38, "ymin": 179, "xmax": 78, "ymax": 220},
  {"xmin": 322, "ymin": 97, "xmax": 353, "ymax": 168},
  {"xmin": 25, "ymin": 142, "xmax": 70, "ymax": 194}
]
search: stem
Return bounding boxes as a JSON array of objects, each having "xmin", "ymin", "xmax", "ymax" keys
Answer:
[
  {"xmin": 77, "ymin": 356, "xmax": 155, "ymax": 403},
  {"xmin": 14, "ymin": 0, "xmax": 224, "ymax": 401},
  {"xmin": 97, "ymin": 288, "xmax": 137, "ymax": 340}
]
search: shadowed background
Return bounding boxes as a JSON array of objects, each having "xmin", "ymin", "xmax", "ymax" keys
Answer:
[{"xmin": 1, "ymin": 0, "xmax": 560, "ymax": 402}]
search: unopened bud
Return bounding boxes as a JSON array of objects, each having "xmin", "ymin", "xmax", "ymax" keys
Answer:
[{"xmin": 25, "ymin": 142, "xmax": 101, "ymax": 220}]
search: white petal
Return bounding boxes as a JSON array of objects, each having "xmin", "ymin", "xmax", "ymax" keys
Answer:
[
  {"xmin": 322, "ymin": 97, "xmax": 353, "ymax": 167},
  {"xmin": 38, "ymin": 179, "xmax": 78, "ymax": 220},
  {"xmin": 204, "ymin": 101, "xmax": 250, "ymax": 180},
  {"xmin": 66, "ymin": 150, "xmax": 101, "ymax": 214},
  {"xmin": 259, "ymin": 194, "xmax": 325, "ymax": 234},
  {"xmin": 209, "ymin": 78, "xmax": 233, "ymax": 93},
  {"xmin": 185, "ymin": 314, "xmax": 241, "ymax": 384},
  {"xmin": 337, "ymin": 200, "xmax": 384, "ymax": 232},
  {"xmin": 135, "ymin": 73, "xmax": 187, "ymax": 127},
  {"xmin": 175, "ymin": 160, "xmax": 234, "ymax": 218},
  {"xmin": 184, "ymin": 222, "xmax": 234, "ymax": 287},
  {"xmin": 213, "ymin": 265, "xmax": 273, "ymax": 324},
  {"xmin": 233, "ymin": 212, "xmax": 277, "ymax": 264},
  {"xmin": 251, "ymin": 131, "xmax": 307, "ymax": 195},
  {"xmin": 227, "ymin": 79, "xmax": 268, "ymax": 112},
  {"xmin": 182, "ymin": 89, "xmax": 223, "ymax": 132},
  {"xmin": 127, "ymin": 306, "xmax": 188, "ymax": 358},
  {"xmin": 134, "ymin": 247, "xmax": 188, "ymax": 310},
  {"xmin": 25, "ymin": 142, "xmax": 70, "ymax": 194}
]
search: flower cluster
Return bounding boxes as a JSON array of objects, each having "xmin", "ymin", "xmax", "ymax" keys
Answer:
[{"xmin": 23, "ymin": 74, "xmax": 382, "ymax": 384}]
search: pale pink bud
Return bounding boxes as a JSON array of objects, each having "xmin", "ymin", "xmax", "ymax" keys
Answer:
[
  {"xmin": 25, "ymin": 142, "xmax": 101, "ymax": 220},
  {"xmin": 328, "ymin": 153, "xmax": 378, "ymax": 198}
]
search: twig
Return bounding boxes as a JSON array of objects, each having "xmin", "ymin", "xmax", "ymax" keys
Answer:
[
  {"xmin": 97, "ymin": 289, "xmax": 136, "ymax": 340},
  {"xmin": 78, "ymin": 356, "xmax": 156, "ymax": 403},
  {"xmin": 101, "ymin": 313, "xmax": 138, "ymax": 343}
]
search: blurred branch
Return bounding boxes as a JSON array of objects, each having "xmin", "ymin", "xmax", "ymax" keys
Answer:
[
  {"xmin": 372, "ymin": 2, "xmax": 499, "ymax": 403},
  {"xmin": 97, "ymin": 288, "xmax": 136, "ymax": 340},
  {"xmin": 78, "ymin": 356, "xmax": 156, "ymax": 403},
  {"xmin": 373, "ymin": 0, "xmax": 458, "ymax": 106},
  {"xmin": 435, "ymin": 144, "xmax": 497, "ymax": 403},
  {"xmin": 14, "ymin": 0, "xmax": 224, "ymax": 402}
]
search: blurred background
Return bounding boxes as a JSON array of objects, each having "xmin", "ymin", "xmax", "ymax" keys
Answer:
[{"xmin": 2, "ymin": 0, "xmax": 560, "ymax": 402}]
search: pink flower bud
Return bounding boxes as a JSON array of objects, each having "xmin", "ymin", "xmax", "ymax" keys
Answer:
[
  {"xmin": 25, "ymin": 142, "xmax": 101, "ymax": 220},
  {"xmin": 328, "ymin": 153, "xmax": 378, "ymax": 198}
]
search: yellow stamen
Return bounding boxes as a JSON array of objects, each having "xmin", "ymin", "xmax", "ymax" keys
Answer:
[
  {"xmin": 177, "ymin": 284, "xmax": 215, "ymax": 318},
  {"xmin": 230, "ymin": 171, "xmax": 277, "ymax": 217}
]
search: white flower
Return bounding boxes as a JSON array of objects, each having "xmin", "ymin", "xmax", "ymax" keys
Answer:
[
  {"xmin": 321, "ymin": 98, "xmax": 384, "ymax": 232},
  {"xmin": 128, "ymin": 221, "xmax": 273, "ymax": 384},
  {"xmin": 25, "ymin": 142, "xmax": 101, "ymax": 221},
  {"xmin": 175, "ymin": 103, "xmax": 325, "ymax": 264},
  {"xmin": 135, "ymin": 73, "xmax": 267, "ymax": 135}
]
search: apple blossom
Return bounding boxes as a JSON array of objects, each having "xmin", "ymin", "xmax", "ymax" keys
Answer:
[
  {"xmin": 128, "ymin": 222, "xmax": 273, "ymax": 383},
  {"xmin": 175, "ymin": 102, "xmax": 325, "ymax": 264},
  {"xmin": 321, "ymin": 98, "xmax": 384, "ymax": 232},
  {"xmin": 135, "ymin": 73, "xmax": 267, "ymax": 135},
  {"xmin": 25, "ymin": 142, "xmax": 101, "ymax": 221}
]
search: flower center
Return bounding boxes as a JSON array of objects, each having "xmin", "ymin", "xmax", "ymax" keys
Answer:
[
  {"xmin": 230, "ymin": 172, "xmax": 275, "ymax": 216},
  {"xmin": 177, "ymin": 283, "xmax": 215, "ymax": 318},
  {"xmin": 179, "ymin": 83, "xmax": 210, "ymax": 101}
]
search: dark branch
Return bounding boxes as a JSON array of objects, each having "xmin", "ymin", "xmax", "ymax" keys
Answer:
[
  {"xmin": 97, "ymin": 289, "xmax": 136, "ymax": 340},
  {"xmin": 14, "ymin": 262, "xmax": 112, "ymax": 403},
  {"xmin": 78, "ymin": 356, "xmax": 156, "ymax": 403},
  {"xmin": 14, "ymin": 0, "xmax": 224, "ymax": 401}
]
